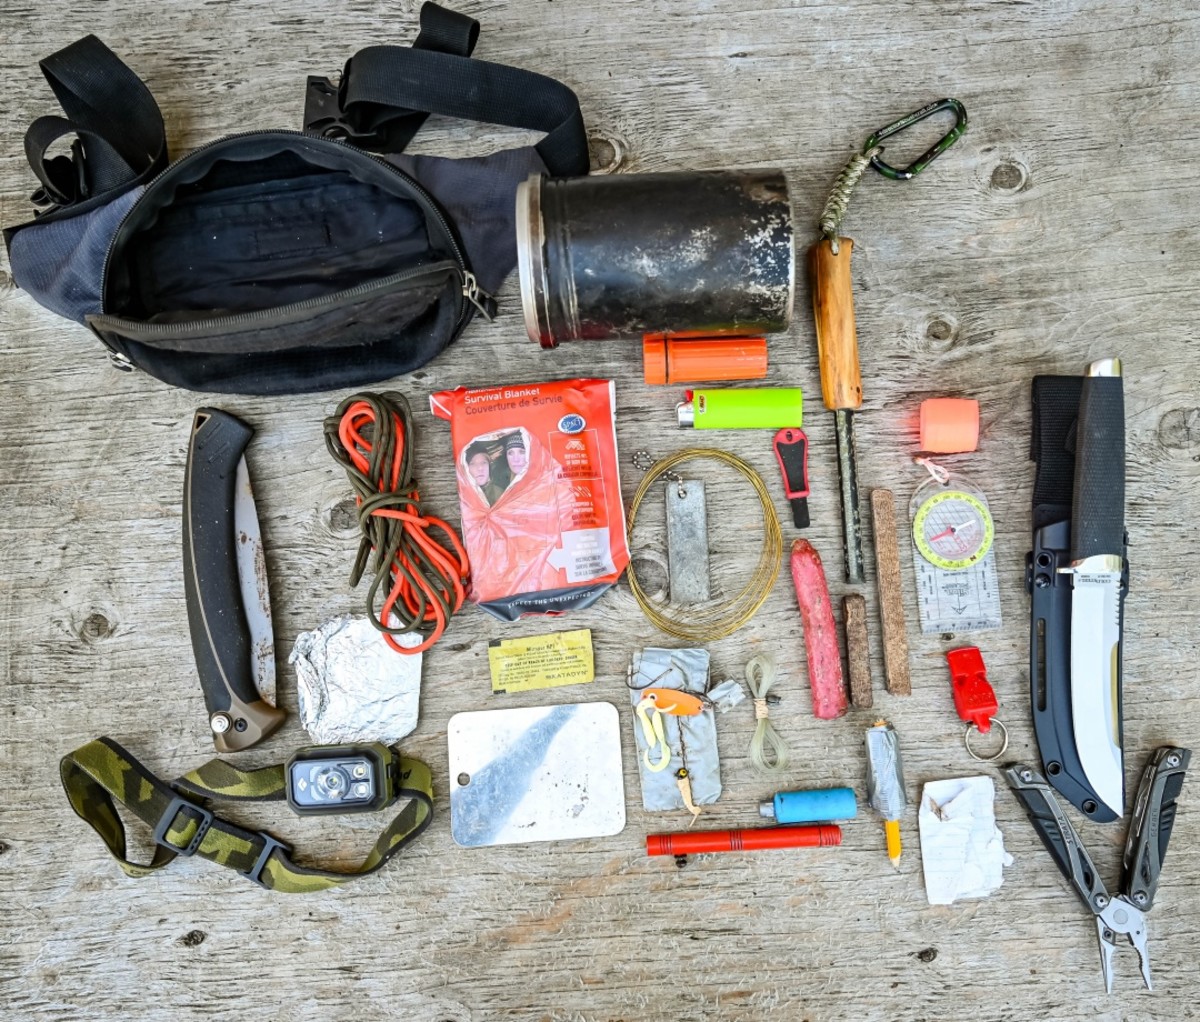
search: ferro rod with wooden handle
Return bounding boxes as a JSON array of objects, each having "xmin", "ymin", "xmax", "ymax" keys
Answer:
[{"xmin": 809, "ymin": 237, "xmax": 864, "ymax": 583}]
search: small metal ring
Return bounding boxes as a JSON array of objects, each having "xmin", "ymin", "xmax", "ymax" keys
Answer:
[{"xmin": 964, "ymin": 718, "xmax": 1009, "ymax": 762}]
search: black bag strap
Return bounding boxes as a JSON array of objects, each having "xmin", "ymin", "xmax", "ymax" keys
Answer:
[
  {"xmin": 304, "ymin": 1, "xmax": 588, "ymax": 177},
  {"xmin": 23, "ymin": 35, "xmax": 167, "ymax": 210}
]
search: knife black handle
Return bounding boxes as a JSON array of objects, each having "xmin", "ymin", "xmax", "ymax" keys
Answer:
[
  {"xmin": 1071, "ymin": 362, "xmax": 1124, "ymax": 562},
  {"xmin": 1124, "ymin": 746, "xmax": 1190, "ymax": 911},
  {"xmin": 183, "ymin": 409, "xmax": 285, "ymax": 753}
]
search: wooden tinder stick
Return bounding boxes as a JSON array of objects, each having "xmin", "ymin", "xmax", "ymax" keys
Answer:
[
  {"xmin": 842, "ymin": 593, "xmax": 872, "ymax": 708},
  {"xmin": 870, "ymin": 489, "xmax": 912, "ymax": 696}
]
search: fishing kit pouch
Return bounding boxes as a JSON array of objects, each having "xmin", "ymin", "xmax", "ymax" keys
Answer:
[
  {"xmin": 4, "ymin": 3, "xmax": 588, "ymax": 395},
  {"xmin": 429, "ymin": 378, "xmax": 630, "ymax": 620}
]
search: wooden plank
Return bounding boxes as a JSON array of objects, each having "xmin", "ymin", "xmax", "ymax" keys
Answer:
[{"xmin": 2, "ymin": 1, "xmax": 1200, "ymax": 1020}]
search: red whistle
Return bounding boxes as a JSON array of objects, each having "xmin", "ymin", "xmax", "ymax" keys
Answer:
[{"xmin": 945, "ymin": 646, "xmax": 998, "ymax": 732}]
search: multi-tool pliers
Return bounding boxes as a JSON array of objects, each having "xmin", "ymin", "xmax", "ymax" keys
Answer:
[{"xmin": 1005, "ymin": 746, "xmax": 1190, "ymax": 993}]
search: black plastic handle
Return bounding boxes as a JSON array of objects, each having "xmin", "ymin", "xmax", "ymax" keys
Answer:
[
  {"xmin": 1005, "ymin": 763, "xmax": 1109, "ymax": 909},
  {"xmin": 183, "ymin": 409, "xmax": 284, "ymax": 752},
  {"xmin": 1071, "ymin": 364, "xmax": 1125, "ymax": 561},
  {"xmin": 1124, "ymin": 746, "xmax": 1191, "ymax": 910},
  {"xmin": 773, "ymin": 428, "xmax": 811, "ymax": 529}
]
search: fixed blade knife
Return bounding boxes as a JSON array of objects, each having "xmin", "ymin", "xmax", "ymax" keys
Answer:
[
  {"xmin": 183, "ymin": 408, "xmax": 285, "ymax": 752},
  {"xmin": 1065, "ymin": 357, "xmax": 1126, "ymax": 819}
]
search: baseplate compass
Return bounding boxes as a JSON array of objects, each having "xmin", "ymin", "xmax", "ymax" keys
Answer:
[{"xmin": 909, "ymin": 473, "xmax": 1002, "ymax": 634}]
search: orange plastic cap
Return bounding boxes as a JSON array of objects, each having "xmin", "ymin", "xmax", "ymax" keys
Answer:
[{"xmin": 920, "ymin": 398, "xmax": 979, "ymax": 453}]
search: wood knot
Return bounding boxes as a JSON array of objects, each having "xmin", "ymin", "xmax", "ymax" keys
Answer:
[
  {"xmin": 328, "ymin": 496, "xmax": 359, "ymax": 535},
  {"xmin": 79, "ymin": 611, "xmax": 116, "ymax": 644},
  {"xmin": 913, "ymin": 946, "xmax": 938, "ymax": 963},
  {"xmin": 1158, "ymin": 407, "xmax": 1200, "ymax": 458},
  {"xmin": 588, "ymin": 131, "xmax": 626, "ymax": 175},
  {"xmin": 177, "ymin": 930, "xmax": 207, "ymax": 947},
  {"xmin": 990, "ymin": 159, "xmax": 1027, "ymax": 193},
  {"xmin": 920, "ymin": 314, "xmax": 960, "ymax": 354},
  {"xmin": 0, "ymin": 840, "xmax": 10, "ymax": 855},
  {"xmin": 926, "ymin": 318, "xmax": 955, "ymax": 343}
]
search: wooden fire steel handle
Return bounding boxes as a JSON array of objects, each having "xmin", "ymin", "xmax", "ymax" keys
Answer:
[{"xmin": 809, "ymin": 238, "xmax": 862, "ymax": 412}]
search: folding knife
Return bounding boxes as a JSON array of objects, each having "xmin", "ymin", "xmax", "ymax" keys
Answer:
[{"xmin": 183, "ymin": 408, "xmax": 285, "ymax": 752}]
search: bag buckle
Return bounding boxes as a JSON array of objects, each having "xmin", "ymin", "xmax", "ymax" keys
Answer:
[
  {"xmin": 303, "ymin": 73, "xmax": 407, "ymax": 150},
  {"xmin": 303, "ymin": 75, "xmax": 385, "ymax": 146},
  {"xmin": 240, "ymin": 833, "xmax": 293, "ymax": 889},
  {"xmin": 303, "ymin": 76, "xmax": 349, "ymax": 139},
  {"xmin": 152, "ymin": 795, "xmax": 214, "ymax": 856}
]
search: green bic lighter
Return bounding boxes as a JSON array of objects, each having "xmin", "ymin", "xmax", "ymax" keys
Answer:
[{"xmin": 676, "ymin": 388, "xmax": 803, "ymax": 429}]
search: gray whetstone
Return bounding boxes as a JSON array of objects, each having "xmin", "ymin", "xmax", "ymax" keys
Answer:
[
  {"xmin": 842, "ymin": 593, "xmax": 873, "ymax": 708},
  {"xmin": 666, "ymin": 480, "xmax": 710, "ymax": 604},
  {"xmin": 870, "ymin": 489, "xmax": 912, "ymax": 696}
]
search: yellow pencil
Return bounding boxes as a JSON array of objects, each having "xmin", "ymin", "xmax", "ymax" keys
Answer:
[{"xmin": 884, "ymin": 817, "xmax": 902, "ymax": 868}]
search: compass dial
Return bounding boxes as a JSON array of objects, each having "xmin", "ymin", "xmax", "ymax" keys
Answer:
[{"xmin": 912, "ymin": 489, "xmax": 994, "ymax": 570}]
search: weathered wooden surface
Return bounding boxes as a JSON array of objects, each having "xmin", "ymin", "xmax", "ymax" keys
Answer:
[{"xmin": 2, "ymin": 2, "xmax": 1199, "ymax": 1020}]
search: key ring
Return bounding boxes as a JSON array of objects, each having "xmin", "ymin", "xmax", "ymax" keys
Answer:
[{"xmin": 964, "ymin": 717, "xmax": 1009, "ymax": 762}]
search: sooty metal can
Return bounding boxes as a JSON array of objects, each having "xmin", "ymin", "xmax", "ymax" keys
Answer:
[{"xmin": 516, "ymin": 170, "xmax": 794, "ymax": 348}]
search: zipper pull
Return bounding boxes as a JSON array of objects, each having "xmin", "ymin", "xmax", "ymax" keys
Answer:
[{"xmin": 461, "ymin": 271, "xmax": 497, "ymax": 322}]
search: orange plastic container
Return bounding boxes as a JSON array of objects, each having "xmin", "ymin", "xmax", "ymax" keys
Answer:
[
  {"xmin": 642, "ymin": 334, "xmax": 769, "ymax": 385},
  {"xmin": 919, "ymin": 398, "xmax": 979, "ymax": 453}
]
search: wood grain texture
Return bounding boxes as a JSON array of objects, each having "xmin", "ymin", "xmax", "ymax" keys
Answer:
[
  {"xmin": 2, "ymin": 1, "xmax": 1200, "ymax": 1021},
  {"xmin": 870, "ymin": 488, "xmax": 912, "ymax": 696}
]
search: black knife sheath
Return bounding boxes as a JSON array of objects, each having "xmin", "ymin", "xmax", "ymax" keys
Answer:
[{"xmin": 1027, "ymin": 375, "xmax": 1127, "ymax": 823}]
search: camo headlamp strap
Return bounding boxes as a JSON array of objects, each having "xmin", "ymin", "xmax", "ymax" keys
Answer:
[{"xmin": 59, "ymin": 737, "xmax": 434, "ymax": 892}]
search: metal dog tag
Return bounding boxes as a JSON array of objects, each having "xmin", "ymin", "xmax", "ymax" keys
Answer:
[{"xmin": 666, "ymin": 480, "xmax": 710, "ymax": 604}]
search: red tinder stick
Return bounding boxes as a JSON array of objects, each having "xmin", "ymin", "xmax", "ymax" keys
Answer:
[{"xmin": 789, "ymin": 539, "xmax": 848, "ymax": 719}]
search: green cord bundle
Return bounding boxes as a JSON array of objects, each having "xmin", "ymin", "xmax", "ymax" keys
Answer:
[{"xmin": 746, "ymin": 655, "xmax": 789, "ymax": 776}]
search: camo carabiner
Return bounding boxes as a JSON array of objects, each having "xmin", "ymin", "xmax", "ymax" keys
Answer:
[{"xmin": 865, "ymin": 98, "xmax": 969, "ymax": 181}]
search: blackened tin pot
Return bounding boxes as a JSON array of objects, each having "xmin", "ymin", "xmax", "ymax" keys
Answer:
[{"xmin": 516, "ymin": 170, "xmax": 794, "ymax": 348}]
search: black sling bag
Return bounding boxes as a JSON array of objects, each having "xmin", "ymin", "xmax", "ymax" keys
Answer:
[{"xmin": 5, "ymin": 3, "xmax": 588, "ymax": 395}]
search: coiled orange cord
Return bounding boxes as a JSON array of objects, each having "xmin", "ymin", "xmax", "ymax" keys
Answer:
[{"xmin": 326, "ymin": 392, "xmax": 469, "ymax": 654}]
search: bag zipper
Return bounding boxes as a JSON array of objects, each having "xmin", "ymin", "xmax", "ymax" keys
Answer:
[{"xmin": 96, "ymin": 129, "xmax": 495, "ymax": 363}]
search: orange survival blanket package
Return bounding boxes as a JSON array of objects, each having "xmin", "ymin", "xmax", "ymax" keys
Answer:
[{"xmin": 430, "ymin": 379, "xmax": 630, "ymax": 620}]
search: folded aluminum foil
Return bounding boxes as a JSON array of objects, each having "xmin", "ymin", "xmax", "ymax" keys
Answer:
[{"xmin": 290, "ymin": 615, "xmax": 422, "ymax": 745}]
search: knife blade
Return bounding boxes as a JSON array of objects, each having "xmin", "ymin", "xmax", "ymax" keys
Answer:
[
  {"xmin": 1064, "ymin": 357, "xmax": 1125, "ymax": 818},
  {"xmin": 183, "ymin": 408, "xmax": 285, "ymax": 752}
]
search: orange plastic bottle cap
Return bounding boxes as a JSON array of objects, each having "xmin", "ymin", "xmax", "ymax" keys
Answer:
[
  {"xmin": 643, "ymin": 337, "xmax": 669, "ymax": 385},
  {"xmin": 920, "ymin": 398, "xmax": 979, "ymax": 453}
]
